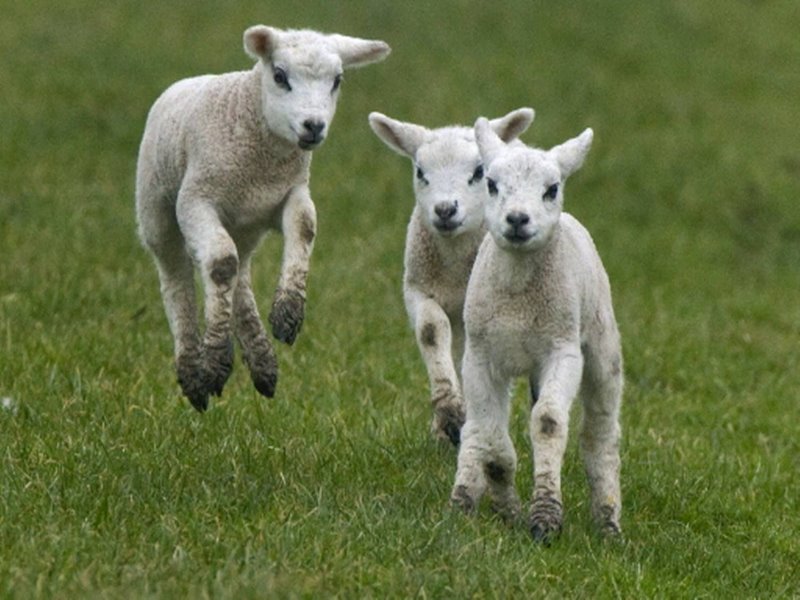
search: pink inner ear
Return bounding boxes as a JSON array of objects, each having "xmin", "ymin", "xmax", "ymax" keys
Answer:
[{"xmin": 252, "ymin": 32, "xmax": 269, "ymax": 56}]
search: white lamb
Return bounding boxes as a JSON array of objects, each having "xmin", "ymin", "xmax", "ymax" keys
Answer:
[
  {"xmin": 451, "ymin": 117, "xmax": 623, "ymax": 542},
  {"xmin": 136, "ymin": 26, "xmax": 390, "ymax": 411},
  {"xmin": 368, "ymin": 108, "xmax": 534, "ymax": 445}
]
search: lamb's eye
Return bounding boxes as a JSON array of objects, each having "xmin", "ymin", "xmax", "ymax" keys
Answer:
[
  {"xmin": 487, "ymin": 178, "xmax": 498, "ymax": 196},
  {"xmin": 469, "ymin": 165, "xmax": 484, "ymax": 185},
  {"xmin": 416, "ymin": 166, "xmax": 428, "ymax": 184},
  {"xmin": 543, "ymin": 183, "xmax": 559, "ymax": 200},
  {"xmin": 273, "ymin": 67, "xmax": 291, "ymax": 91},
  {"xmin": 332, "ymin": 73, "xmax": 343, "ymax": 92}
]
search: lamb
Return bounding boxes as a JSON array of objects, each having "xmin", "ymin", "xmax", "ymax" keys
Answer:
[
  {"xmin": 450, "ymin": 117, "xmax": 623, "ymax": 542},
  {"xmin": 368, "ymin": 108, "xmax": 534, "ymax": 445},
  {"xmin": 136, "ymin": 25, "xmax": 390, "ymax": 411}
]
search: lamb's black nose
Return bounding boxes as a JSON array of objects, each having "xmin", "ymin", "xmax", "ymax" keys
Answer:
[
  {"xmin": 506, "ymin": 211, "xmax": 530, "ymax": 227},
  {"xmin": 303, "ymin": 120, "xmax": 325, "ymax": 139},
  {"xmin": 435, "ymin": 202, "xmax": 458, "ymax": 220}
]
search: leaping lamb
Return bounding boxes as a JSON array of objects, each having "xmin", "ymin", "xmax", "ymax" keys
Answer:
[
  {"xmin": 451, "ymin": 117, "xmax": 623, "ymax": 542},
  {"xmin": 368, "ymin": 108, "xmax": 534, "ymax": 444},
  {"xmin": 136, "ymin": 26, "xmax": 390, "ymax": 411}
]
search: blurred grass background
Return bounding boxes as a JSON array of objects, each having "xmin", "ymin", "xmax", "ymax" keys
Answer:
[{"xmin": 1, "ymin": 0, "xmax": 799, "ymax": 597}]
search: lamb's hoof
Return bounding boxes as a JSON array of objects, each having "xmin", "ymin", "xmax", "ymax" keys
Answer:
[
  {"xmin": 242, "ymin": 342, "xmax": 279, "ymax": 398},
  {"xmin": 205, "ymin": 338, "xmax": 234, "ymax": 397},
  {"xmin": 269, "ymin": 289, "xmax": 305, "ymax": 345},
  {"xmin": 490, "ymin": 499, "xmax": 522, "ymax": 525},
  {"xmin": 186, "ymin": 391, "xmax": 209, "ymax": 412},
  {"xmin": 601, "ymin": 520, "xmax": 622, "ymax": 538},
  {"xmin": 593, "ymin": 503, "xmax": 622, "ymax": 538},
  {"xmin": 251, "ymin": 369, "xmax": 278, "ymax": 398},
  {"xmin": 529, "ymin": 496, "xmax": 563, "ymax": 545},
  {"xmin": 450, "ymin": 485, "xmax": 478, "ymax": 514},
  {"xmin": 176, "ymin": 358, "xmax": 209, "ymax": 413}
]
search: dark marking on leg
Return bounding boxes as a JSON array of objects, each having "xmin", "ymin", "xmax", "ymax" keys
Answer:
[
  {"xmin": 430, "ymin": 385, "xmax": 455, "ymax": 408},
  {"xmin": 298, "ymin": 212, "xmax": 316, "ymax": 246},
  {"xmin": 210, "ymin": 254, "xmax": 238, "ymax": 286},
  {"xmin": 420, "ymin": 322, "xmax": 437, "ymax": 347},
  {"xmin": 485, "ymin": 461, "xmax": 507, "ymax": 484},
  {"xmin": 540, "ymin": 414, "xmax": 558, "ymax": 436},
  {"xmin": 269, "ymin": 288, "xmax": 305, "ymax": 345}
]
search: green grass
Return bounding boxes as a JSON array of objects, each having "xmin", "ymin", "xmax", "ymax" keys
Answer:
[{"xmin": 2, "ymin": 0, "xmax": 799, "ymax": 597}]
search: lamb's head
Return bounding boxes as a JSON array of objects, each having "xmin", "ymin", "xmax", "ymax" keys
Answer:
[
  {"xmin": 368, "ymin": 108, "xmax": 534, "ymax": 238},
  {"xmin": 244, "ymin": 26, "xmax": 390, "ymax": 150},
  {"xmin": 475, "ymin": 117, "xmax": 593, "ymax": 252}
]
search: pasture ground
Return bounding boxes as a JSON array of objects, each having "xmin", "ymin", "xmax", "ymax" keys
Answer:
[{"xmin": 1, "ymin": 1, "xmax": 798, "ymax": 597}]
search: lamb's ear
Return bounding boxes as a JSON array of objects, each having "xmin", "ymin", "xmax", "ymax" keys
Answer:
[
  {"xmin": 368, "ymin": 112, "xmax": 428, "ymax": 158},
  {"xmin": 330, "ymin": 35, "xmax": 391, "ymax": 69},
  {"xmin": 474, "ymin": 117, "xmax": 506, "ymax": 166},
  {"xmin": 489, "ymin": 107, "xmax": 535, "ymax": 143},
  {"xmin": 550, "ymin": 128, "xmax": 593, "ymax": 178},
  {"xmin": 244, "ymin": 25, "xmax": 279, "ymax": 61}
]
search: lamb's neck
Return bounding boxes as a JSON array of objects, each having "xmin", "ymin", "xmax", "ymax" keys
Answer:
[
  {"xmin": 495, "ymin": 223, "xmax": 563, "ymax": 288},
  {"xmin": 431, "ymin": 224, "xmax": 485, "ymax": 258}
]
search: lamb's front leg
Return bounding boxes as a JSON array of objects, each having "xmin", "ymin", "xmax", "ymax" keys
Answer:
[
  {"xmin": 405, "ymin": 288, "xmax": 465, "ymax": 445},
  {"xmin": 177, "ymin": 193, "xmax": 238, "ymax": 399},
  {"xmin": 452, "ymin": 345, "xmax": 518, "ymax": 519},
  {"xmin": 234, "ymin": 256, "xmax": 279, "ymax": 398},
  {"xmin": 528, "ymin": 345, "xmax": 583, "ymax": 543},
  {"xmin": 269, "ymin": 186, "xmax": 316, "ymax": 345}
]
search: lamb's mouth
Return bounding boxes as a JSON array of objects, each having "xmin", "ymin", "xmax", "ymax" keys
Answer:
[
  {"xmin": 434, "ymin": 220, "xmax": 463, "ymax": 234},
  {"xmin": 298, "ymin": 136, "xmax": 324, "ymax": 150},
  {"xmin": 504, "ymin": 230, "xmax": 534, "ymax": 244}
]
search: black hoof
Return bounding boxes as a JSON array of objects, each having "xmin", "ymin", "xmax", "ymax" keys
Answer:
[
  {"xmin": 529, "ymin": 495, "xmax": 563, "ymax": 545},
  {"xmin": 601, "ymin": 521, "xmax": 622, "ymax": 538},
  {"xmin": 530, "ymin": 521, "xmax": 560, "ymax": 546},
  {"xmin": 177, "ymin": 356, "xmax": 210, "ymax": 412},
  {"xmin": 252, "ymin": 370, "xmax": 278, "ymax": 398},
  {"xmin": 187, "ymin": 391, "xmax": 209, "ymax": 412},
  {"xmin": 205, "ymin": 338, "xmax": 234, "ymax": 397},
  {"xmin": 269, "ymin": 289, "xmax": 305, "ymax": 345}
]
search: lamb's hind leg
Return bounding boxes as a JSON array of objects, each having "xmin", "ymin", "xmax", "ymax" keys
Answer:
[
  {"xmin": 234, "ymin": 257, "xmax": 279, "ymax": 398},
  {"xmin": 152, "ymin": 247, "xmax": 207, "ymax": 411},
  {"xmin": 580, "ymin": 342, "xmax": 623, "ymax": 536}
]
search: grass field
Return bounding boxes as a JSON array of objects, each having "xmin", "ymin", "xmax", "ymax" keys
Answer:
[{"xmin": 2, "ymin": 0, "xmax": 799, "ymax": 597}]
